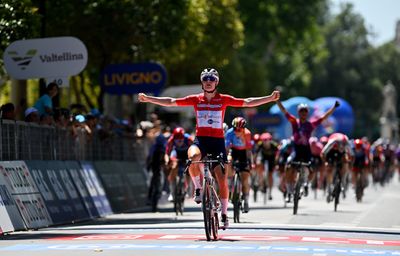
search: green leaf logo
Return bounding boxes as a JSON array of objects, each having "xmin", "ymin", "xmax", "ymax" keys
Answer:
[{"xmin": 8, "ymin": 49, "xmax": 37, "ymax": 70}]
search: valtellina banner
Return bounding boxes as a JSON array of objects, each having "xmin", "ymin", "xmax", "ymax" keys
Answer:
[{"xmin": 3, "ymin": 37, "xmax": 88, "ymax": 79}]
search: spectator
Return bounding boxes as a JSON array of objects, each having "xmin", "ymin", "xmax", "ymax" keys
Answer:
[
  {"xmin": 33, "ymin": 82, "xmax": 59, "ymax": 116},
  {"xmin": 0, "ymin": 103, "xmax": 16, "ymax": 120},
  {"xmin": 24, "ymin": 107, "xmax": 40, "ymax": 123},
  {"xmin": 39, "ymin": 113, "xmax": 54, "ymax": 126},
  {"xmin": 53, "ymin": 108, "xmax": 70, "ymax": 128}
]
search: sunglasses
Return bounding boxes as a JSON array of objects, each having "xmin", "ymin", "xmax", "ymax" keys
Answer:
[{"xmin": 201, "ymin": 75, "xmax": 217, "ymax": 82}]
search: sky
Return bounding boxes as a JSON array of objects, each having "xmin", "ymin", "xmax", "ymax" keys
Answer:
[{"xmin": 331, "ymin": 0, "xmax": 400, "ymax": 46}]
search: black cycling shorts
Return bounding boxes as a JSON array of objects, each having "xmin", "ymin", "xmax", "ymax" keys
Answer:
[
  {"xmin": 193, "ymin": 136, "xmax": 227, "ymax": 162},
  {"xmin": 294, "ymin": 144, "xmax": 312, "ymax": 163}
]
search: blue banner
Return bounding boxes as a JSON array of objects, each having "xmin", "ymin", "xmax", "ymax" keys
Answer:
[
  {"xmin": 64, "ymin": 161, "xmax": 99, "ymax": 219},
  {"xmin": 80, "ymin": 161, "xmax": 113, "ymax": 216},
  {"xmin": 100, "ymin": 62, "xmax": 167, "ymax": 95}
]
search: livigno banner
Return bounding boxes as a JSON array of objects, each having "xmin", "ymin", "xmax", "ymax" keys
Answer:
[
  {"xmin": 3, "ymin": 37, "xmax": 87, "ymax": 79},
  {"xmin": 100, "ymin": 62, "xmax": 167, "ymax": 95}
]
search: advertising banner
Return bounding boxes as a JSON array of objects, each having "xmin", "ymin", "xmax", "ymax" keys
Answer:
[
  {"xmin": 3, "ymin": 37, "xmax": 87, "ymax": 80},
  {"xmin": 93, "ymin": 161, "xmax": 148, "ymax": 213},
  {"xmin": 13, "ymin": 194, "xmax": 51, "ymax": 229},
  {"xmin": 64, "ymin": 161, "xmax": 99, "ymax": 218},
  {"xmin": 54, "ymin": 161, "xmax": 90, "ymax": 221},
  {"xmin": 79, "ymin": 162, "xmax": 112, "ymax": 216},
  {"xmin": 0, "ymin": 181, "xmax": 25, "ymax": 231},
  {"xmin": 0, "ymin": 184, "xmax": 16, "ymax": 234},
  {"xmin": 100, "ymin": 62, "xmax": 167, "ymax": 95},
  {"xmin": 0, "ymin": 161, "xmax": 52, "ymax": 229},
  {"xmin": 26, "ymin": 161, "xmax": 74, "ymax": 225}
]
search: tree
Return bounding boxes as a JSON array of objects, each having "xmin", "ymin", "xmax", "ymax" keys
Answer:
[
  {"xmin": 309, "ymin": 3, "xmax": 382, "ymax": 138},
  {"xmin": 0, "ymin": 0, "xmax": 40, "ymax": 83},
  {"xmin": 221, "ymin": 0, "xmax": 328, "ymax": 99}
]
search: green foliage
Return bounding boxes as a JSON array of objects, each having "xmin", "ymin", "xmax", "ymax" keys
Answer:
[
  {"xmin": 0, "ymin": 0, "xmax": 40, "ymax": 82},
  {"xmin": 308, "ymin": 3, "xmax": 383, "ymax": 138}
]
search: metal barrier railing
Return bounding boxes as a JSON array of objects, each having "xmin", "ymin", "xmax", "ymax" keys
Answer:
[{"xmin": 0, "ymin": 120, "xmax": 150, "ymax": 162}]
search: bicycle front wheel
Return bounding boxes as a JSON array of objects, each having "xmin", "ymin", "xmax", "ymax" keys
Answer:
[
  {"xmin": 333, "ymin": 181, "xmax": 341, "ymax": 212},
  {"xmin": 202, "ymin": 180, "xmax": 212, "ymax": 241}
]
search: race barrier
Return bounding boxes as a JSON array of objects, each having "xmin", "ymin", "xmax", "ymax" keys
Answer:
[
  {"xmin": 26, "ymin": 161, "xmax": 90, "ymax": 225},
  {"xmin": 0, "ymin": 159, "xmax": 149, "ymax": 234},
  {"xmin": 79, "ymin": 161, "xmax": 113, "ymax": 217},
  {"xmin": 93, "ymin": 161, "xmax": 148, "ymax": 213},
  {"xmin": 0, "ymin": 161, "xmax": 52, "ymax": 230},
  {"xmin": 0, "ymin": 179, "xmax": 18, "ymax": 234}
]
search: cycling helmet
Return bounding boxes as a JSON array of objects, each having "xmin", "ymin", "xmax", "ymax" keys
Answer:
[
  {"xmin": 320, "ymin": 136, "xmax": 328, "ymax": 144},
  {"xmin": 297, "ymin": 103, "xmax": 309, "ymax": 112},
  {"xmin": 200, "ymin": 68, "xmax": 219, "ymax": 82},
  {"xmin": 253, "ymin": 133, "xmax": 260, "ymax": 143},
  {"xmin": 309, "ymin": 136, "xmax": 318, "ymax": 145},
  {"xmin": 354, "ymin": 138, "xmax": 363, "ymax": 149},
  {"xmin": 232, "ymin": 116, "xmax": 247, "ymax": 128},
  {"xmin": 172, "ymin": 127, "xmax": 185, "ymax": 139},
  {"xmin": 260, "ymin": 132, "xmax": 272, "ymax": 141}
]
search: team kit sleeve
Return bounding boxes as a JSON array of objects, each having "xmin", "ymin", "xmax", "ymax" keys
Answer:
[
  {"xmin": 175, "ymin": 94, "xmax": 198, "ymax": 106},
  {"xmin": 222, "ymin": 94, "xmax": 245, "ymax": 107},
  {"xmin": 311, "ymin": 117, "xmax": 324, "ymax": 128},
  {"xmin": 225, "ymin": 131, "xmax": 232, "ymax": 148}
]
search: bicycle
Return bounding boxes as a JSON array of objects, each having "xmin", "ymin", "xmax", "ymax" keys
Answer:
[
  {"xmin": 185, "ymin": 153, "xmax": 226, "ymax": 241},
  {"xmin": 251, "ymin": 160, "xmax": 268, "ymax": 204},
  {"xmin": 173, "ymin": 163, "xmax": 186, "ymax": 215},
  {"xmin": 354, "ymin": 166, "xmax": 368, "ymax": 203},
  {"xmin": 290, "ymin": 161, "xmax": 311, "ymax": 215},
  {"xmin": 331, "ymin": 161, "xmax": 343, "ymax": 212},
  {"xmin": 230, "ymin": 161, "xmax": 249, "ymax": 223}
]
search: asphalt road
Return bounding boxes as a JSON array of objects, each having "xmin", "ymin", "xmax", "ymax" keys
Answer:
[{"xmin": 1, "ymin": 173, "xmax": 399, "ymax": 256}]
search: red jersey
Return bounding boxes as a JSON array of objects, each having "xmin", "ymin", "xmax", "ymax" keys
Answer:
[{"xmin": 175, "ymin": 93, "xmax": 245, "ymax": 138}]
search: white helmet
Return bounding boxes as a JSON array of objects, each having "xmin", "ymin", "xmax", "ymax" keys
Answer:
[{"xmin": 200, "ymin": 68, "xmax": 219, "ymax": 82}]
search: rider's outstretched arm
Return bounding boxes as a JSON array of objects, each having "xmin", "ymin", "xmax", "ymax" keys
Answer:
[
  {"xmin": 320, "ymin": 100, "xmax": 340, "ymax": 121},
  {"xmin": 242, "ymin": 90, "xmax": 280, "ymax": 107},
  {"xmin": 138, "ymin": 93, "xmax": 178, "ymax": 107},
  {"xmin": 276, "ymin": 100, "xmax": 289, "ymax": 116}
]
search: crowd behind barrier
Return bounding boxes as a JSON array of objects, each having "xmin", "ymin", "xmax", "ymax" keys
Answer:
[{"xmin": 0, "ymin": 119, "xmax": 152, "ymax": 161}]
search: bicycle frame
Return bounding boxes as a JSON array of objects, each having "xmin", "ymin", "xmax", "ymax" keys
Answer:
[
  {"xmin": 291, "ymin": 161, "xmax": 310, "ymax": 215},
  {"xmin": 332, "ymin": 161, "xmax": 342, "ymax": 211},
  {"xmin": 186, "ymin": 154, "xmax": 225, "ymax": 241},
  {"xmin": 174, "ymin": 164, "xmax": 186, "ymax": 216}
]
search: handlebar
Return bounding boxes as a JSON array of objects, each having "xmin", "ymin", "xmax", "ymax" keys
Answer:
[
  {"xmin": 184, "ymin": 153, "xmax": 227, "ymax": 173},
  {"xmin": 291, "ymin": 161, "xmax": 311, "ymax": 167}
]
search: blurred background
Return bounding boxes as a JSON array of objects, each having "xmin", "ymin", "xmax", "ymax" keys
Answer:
[{"xmin": 1, "ymin": 0, "xmax": 400, "ymax": 140}]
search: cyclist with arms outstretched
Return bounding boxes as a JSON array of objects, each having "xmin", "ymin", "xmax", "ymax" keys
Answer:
[
  {"xmin": 139, "ymin": 68, "xmax": 280, "ymax": 228},
  {"xmin": 276, "ymin": 100, "xmax": 339, "ymax": 202}
]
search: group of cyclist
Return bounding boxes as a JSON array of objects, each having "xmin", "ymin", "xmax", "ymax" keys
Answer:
[{"xmin": 139, "ymin": 67, "xmax": 398, "ymax": 229}]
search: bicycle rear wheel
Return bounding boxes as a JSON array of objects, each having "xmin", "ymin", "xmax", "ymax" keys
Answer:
[
  {"xmin": 232, "ymin": 172, "xmax": 241, "ymax": 223},
  {"xmin": 333, "ymin": 181, "xmax": 340, "ymax": 212},
  {"xmin": 202, "ymin": 180, "xmax": 212, "ymax": 241},
  {"xmin": 293, "ymin": 181, "xmax": 301, "ymax": 215},
  {"xmin": 174, "ymin": 175, "xmax": 185, "ymax": 215}
]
